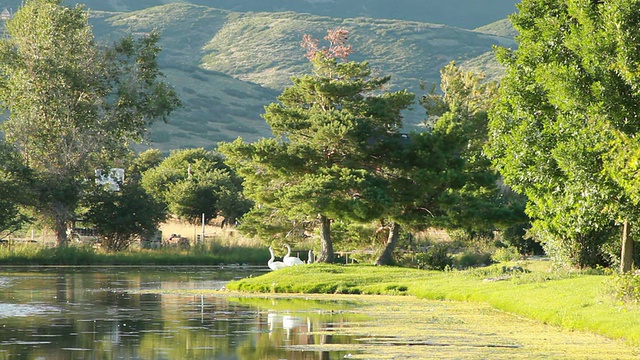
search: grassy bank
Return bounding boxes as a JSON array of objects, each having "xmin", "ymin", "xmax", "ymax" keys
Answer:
[
  {"xmin": 225, "ymin": 261, "xmax": 640, "ymax": 346},
  {"xmin": 0, "ymin": 242, "xmax": 269, "ymax": 265}
]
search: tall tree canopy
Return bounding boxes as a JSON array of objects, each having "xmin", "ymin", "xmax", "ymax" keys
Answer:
[
  {"xmin": 487, "ymin": 0, "xmax": 640, "ymax": 269},
  {"xmin": 219, "ymin": 29, "xmax": 414, "ymax": 263},
  {"xmin": 141, "ymin": 148, "xmax": 251, "ymax": 225},
  {"xmin": 0, "ymin": 141, "xmax": 33, "ymax": 238},
  {"xmin": 373, "ymin": 62, "xmax": 521, "ymax": 265},
  {"xmin": 0, "ymin": 0, "xmax": 180, "ymax": 245}
]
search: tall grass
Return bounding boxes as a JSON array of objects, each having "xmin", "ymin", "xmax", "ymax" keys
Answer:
[
  {"xmin": 0, "ymin": 240, "xmax": 268, "ymax": 266},
  {"xmin": 0, "ymin": 219, "xmax": 269, "ymax": 266},
  {"xmin": 0, "ymin": 242, "xmax": 98, "ymax": 265}
]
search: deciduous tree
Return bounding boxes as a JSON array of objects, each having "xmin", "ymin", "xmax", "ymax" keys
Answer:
[
  {"xmin": 141, "ymin": 148, "xmax": 251, "ymax": 225},
  {"xmin": 0, "ymin": 0, "xmax": 180, "ymax": 246},
  {"xmin": 82, "ymin": 181, "xmax": 166, "ymax": 252},
  {"xmin": 0, "ymin": 141, "xmax": 33, "ymax": 238},
  {"xmin": 487, "ymin": 0, "xmax": 640, "ymax": 269}
]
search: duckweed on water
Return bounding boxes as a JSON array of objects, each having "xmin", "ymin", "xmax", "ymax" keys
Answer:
[{"xmin": 225, "ymin": 262, "xmax": 640, "ymax": 349}]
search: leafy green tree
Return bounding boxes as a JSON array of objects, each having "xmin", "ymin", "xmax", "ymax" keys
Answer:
[
  {"xmin": 81, "ymin": 181, "xmax": 166, "ymax": 252},
  {"xmin": 127, "ymin": 149, "xmax": 164, "ymax": 184},
  {"xmin": 220, "ymin": 29, "xmax": 414, "ymax": 263},
  {"xmin": 0, "ymin": 141, "xmax": 33, "ymax": 238},
  {"xmin": 374, "ymin": 62, "xmax": 521, "ymax": 265},
  {"xmin": 0, "ymin": 0, "xmax": 180, "ymax": 246},
  {"xmin": 141, "ymin": 148, "xmax": 251, "ymax": 225},
  {"xmin": 486, "ymin": 0, "xmax": 640, "ymax": 269}
]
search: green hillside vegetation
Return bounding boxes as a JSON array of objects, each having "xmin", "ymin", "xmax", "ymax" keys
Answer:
[
  {"xmin": 52, "ymin": 0, "xmax": 519, "ymax": 29},
  {"xmin": 458, "ymin": 19, "xmax": 518, "ymax": 81},
  {"xmin": 0, "ymin": 2, "xmax": 516, "ymax": 152},
  {"xmin": 197, "ymin": 12, "xmax": 514, "ymax": 91},
  {"xmin": 474, "ymin": 18, "xmax": 518, "ymax": 38},
  {"xmin": 79, "ymin": 3, "xmax": 516, "ymax": 152}
]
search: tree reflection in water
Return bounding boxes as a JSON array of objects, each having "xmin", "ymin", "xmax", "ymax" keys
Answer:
[{"xmin": 0, "ymin": 267, "xmax": 360, "ymax": 359}]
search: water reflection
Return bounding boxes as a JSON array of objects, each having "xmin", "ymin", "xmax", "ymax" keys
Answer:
[{"xmin": 0, "ymin": 267, "xmax": 358, "ymax": 359}]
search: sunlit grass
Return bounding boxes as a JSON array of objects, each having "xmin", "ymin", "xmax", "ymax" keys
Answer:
[
  {"xmin": 0, "ymin": 219, "xmax": 268, "ymax": 266},
  {"xmin": 0, "ymin": 241, "xmax": 268, "ymax": 266}
]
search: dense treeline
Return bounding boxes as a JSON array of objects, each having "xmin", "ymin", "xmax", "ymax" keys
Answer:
[
  {"xmin": 487, "ymin": 0, "xmax": 640, "ymax": 271},
  {"xmin": 0, "ymin": 0, "xmax": 181, "ymax": 249},
  {"xmin": 2, "ymin": 0, "xmax": 638, "ymax": 272}
]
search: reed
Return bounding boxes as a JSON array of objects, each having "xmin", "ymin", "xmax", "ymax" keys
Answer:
[{"xmin": 0, "ymin": 241, "xmax": 268, "ymax": 266}]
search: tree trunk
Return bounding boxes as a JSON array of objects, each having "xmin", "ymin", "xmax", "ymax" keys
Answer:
[
  {"xmin": 316, "ymin": 214, "xmax": 334, "ymax": 263},
  {"xmin": 55, "ymin": 216, "xmax": 68, "ymax": 247},
  {"xmin": 620, "ymin": 219, "xmax": 633, "ymax": 273},
  {"xmin": 51, "ymin": 201, "xmax": 71, "ymax": 247},
  {"xmin": 375, "ymin": 222, "xmax": 400, "ymax": 266}
]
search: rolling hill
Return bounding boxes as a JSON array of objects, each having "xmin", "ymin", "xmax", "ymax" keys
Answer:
[
  {"xmin": 45, "ymin": 0, "xmax": 519, "ymax": 29},
  {"xmin": 0, "ymin": 1, "xmax": 518, "ymax": 153}
]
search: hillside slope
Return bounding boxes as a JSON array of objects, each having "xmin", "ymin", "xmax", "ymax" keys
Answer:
[
  {"xmin": 0, "ymin": 2, "xmax": 516, "ymax": 153},
  {"xmin": 54, "ymin": 0, "xmax": 519, "ymax": 29},
  {"xmin": 90, "ymin": 3, "xmax": 515, "ymax": 152}
]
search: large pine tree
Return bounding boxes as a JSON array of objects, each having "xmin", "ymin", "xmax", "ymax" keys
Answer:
[{"xmin": 220, "ymin": 29, "xmax": 414, "ymax": 262}]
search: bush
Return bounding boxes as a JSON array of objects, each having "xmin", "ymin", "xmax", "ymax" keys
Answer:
[
  {"xmin": 609, "ymin": 271, "xmax": 640, "ymax": 304},
  {"xmin": 415, "ymin": 243, "xmax": 453, "ymax": 270},
  {"xmin": 500, "ymin": 222, "xmax": 543, "ymax": 255},
  {"xmin": 492, "ymin": 246, "xmax": 521, "ymax": 263},
  {"xmin": 456, "ymin": 251, "xmax": 492, "ymax": 268},
  {"xmin": 447, "ymin": 228, "xmax": 497, "ymax": 253}
]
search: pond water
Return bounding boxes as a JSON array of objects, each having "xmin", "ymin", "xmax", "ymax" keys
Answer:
[
  {"xmin": 0, "ymin": 267, "xmax": 637, "ymax": 359},
  {"xmin": 0, "ymin": 267, "xmax": 358, "ymax": 359}
]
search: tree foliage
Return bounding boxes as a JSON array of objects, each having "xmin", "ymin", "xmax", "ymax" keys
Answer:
[
  {"xmin": 487, "ymin": 0, "xmax": 640, "ymax": 268},
  {"xmin": 220, "ymin": 29, "xmax": 414, "ymax": 262},
  {"xmin": 127, "ymin": 149, "xmax": 164, "ymax": 184},
  {"xmin": 82, "ymin": 181, "xmax": 166, "ymax": 252},
  {"xmin": 0, "ymin": 0, "xmax": 180, "ymax": 245},
  {"xmin": 0, "ymin": 141, "xmax": 33, "ymax": 238},
  {"xmin": 141, "ymin": 148, "xmax": 251, "ymax": 225},
  {"xmin": 419, "ymin": 62, "xmax": 509, "ymax": 231},
  {"xmin": 371, "ymin": 62, "xmax": 524, "ymax": 265}
]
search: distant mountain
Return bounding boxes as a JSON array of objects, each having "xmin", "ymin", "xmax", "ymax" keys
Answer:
[
  {"xmin": 56, "ymin": 0, "xmax": 519, "ymax": 29},
  {"xmin": 0, "ymin": 1, "xmax": 517, "ymax": 153},
  {"xmin": 475, "ymin": 18, "xmax": 518, "ymax": 38}
]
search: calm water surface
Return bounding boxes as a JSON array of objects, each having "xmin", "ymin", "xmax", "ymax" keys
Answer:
[{"xmin": 0, "ymin": 267, "xmax": 357, "ymax": 359}]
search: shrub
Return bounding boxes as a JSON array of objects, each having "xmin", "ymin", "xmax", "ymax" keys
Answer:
[
  {"xmin": 609, "ymin": 271, "xmax": 640, "ymax": 304},
  {"xmin": 415, "ymin": 243, "xmax": 453, "ymax": 270},
  {"xmin": 500, "ymin": 222, "xmax": 543, "ymax": 255},
  {"xmin": 492, "ymin": 246, "xmax": 521, "ymax": 263},
  {"xmin": 456, "ymin": 251, "xmax": 492, "ymax": 268}
]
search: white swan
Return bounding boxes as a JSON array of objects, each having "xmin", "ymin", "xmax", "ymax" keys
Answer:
[
  {"xmin": 283, "ymin": 244, "xmax": 304, "ymax": 266},
  {"xmin": 268, "ymin": 246, "xmax": 287, "ymax": 270}
]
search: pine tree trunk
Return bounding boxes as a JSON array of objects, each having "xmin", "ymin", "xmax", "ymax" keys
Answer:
[
  {"xmin": 375, "ymin": 222, "xmax": 400, "ymax": 266},
  {"xmin": 620, "ymin": 219, "xmax": 633, "ymax": 273},
  {"xmin": 317, "ymin": 214, "xmax": 334, "ymax": 263}
]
